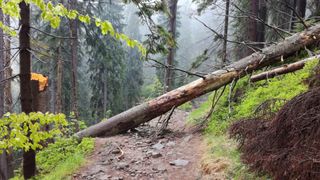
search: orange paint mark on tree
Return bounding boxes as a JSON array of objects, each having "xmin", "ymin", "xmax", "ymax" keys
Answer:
[{"xmin": 31, "ymin": 73, "xmax": 48, "ymax": 91}]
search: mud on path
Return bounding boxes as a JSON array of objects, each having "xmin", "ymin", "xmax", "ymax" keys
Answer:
[{"xmin": 72, "ymin": 110, "xmax": 205, "ymax": 180}]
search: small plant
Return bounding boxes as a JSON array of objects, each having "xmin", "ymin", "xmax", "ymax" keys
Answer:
[
  {"xmin": 141, "ymin": 77, "xmax": 164, "ymax": 99},
  {"xmin": 63, "ymin": 112, "xmax": 88, "ymax": 136},
  {"xmin": 36, "ymin": 137, "xmax": 94, "ymax": 174},
  {"xmin": 0, "ymin": 112, "xmax": 68, "ymax": 153}
]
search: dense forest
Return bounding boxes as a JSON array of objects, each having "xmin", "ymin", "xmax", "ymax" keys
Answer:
[{"xmin": 0, "ymin": 0, "xmax": 320, "ymax": 179}]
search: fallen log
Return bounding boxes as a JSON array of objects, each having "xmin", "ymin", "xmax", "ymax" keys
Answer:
[
  {"xmin": 250, "ymin": 55, "xmax": 320, "ymax": 82},
  {"xmin": 75, "ymin": 23, "xmax": 320, "ymax": 139}
]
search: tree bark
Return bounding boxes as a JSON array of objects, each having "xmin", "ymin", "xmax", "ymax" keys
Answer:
[
  {"xmin": 0, "ymin": 8, "xmax": 4, "ymax": 117},
  {"xmin": 19, "ymin": 2, "xmax": 36, "ymax": 179},
  {"xmin": 296, "ymin": 0, "xmax": 306, "ymax": 18},
  {"xmin": 257, "ymin": 0, "xmax": 266, "ymax": 47},
  {"xmin": 69, "ymin": 0, "xmax": 79, "ymax": 118},
  {"xmin": 250, "ymin": 55, "xmax": 319, "ymax": 82},
  {"xmin": 75, "ymin": 23, "xmax": 320, "ymax": 139},
  {"xmin": 4, "ymin": 15, "xmax": 12, "ymax": 114},
  {"xmin": 55, "ymin": 46, "xmax": 63, "ymax": 113},
  {"xmin": 0, "ymin": 7, "xmax": 8, "ymax": 180},
  {"xmin": 243, "ymin": 0, "xmax": 266, "ymax": 57},
  {"xmin": 222, "ymin": 0, "xmax": 230, "ymax": 64},
  {"xmin": 164, "ymin": 0, "xmax": 178, "ymax": 92},
  {"xmin": 4, "ymin": 14, "xmax": 13, "ymax": 180}
]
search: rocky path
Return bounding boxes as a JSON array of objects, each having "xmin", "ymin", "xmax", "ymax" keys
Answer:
[{"xmin": 72, "ymin": 110, "xmax": 205, "ymax": 180}]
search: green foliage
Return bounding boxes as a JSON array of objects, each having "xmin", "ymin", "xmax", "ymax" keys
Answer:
[
  {"xmin": 62, "ymin": 112, "xmax": 88, "ymax": 136},
  {"xmin": 188, "ymin": 59, "xmax": 318, "ymax": 179},
  {"xmin": 86, "ymin": 1, "xmax": 127, "ymax": 121},
  {"xmin": 0, "ymin": 112, "xmax": 67, "ymax": 153},
  {"xmin": 40, "ymin": 153, "xmax": 85, "ymax": 180},
  {"xmin": 141, "ymin": 77, "xmax": 164, "ymax": 99},
  {"xmin": 192, "ymin": 0, "xmax": 218, "ymax": 14},
  {"xmin": 36, "ymin": 138, "xmax": 94, "ymax": 174},
  {"xmin": 0, "ymin": 0, "xmax": 145, "ymax": 55},
  {"xmin": 188, "ymin": 59, "xmax": 318, "ymax": 136},
  {"xmin": 12, "ymin": 138, "xmax": 94, "ymax": 180},
  {"xmin": 123, "ymin": 9, "xmax": 144, "ymax": 110},
  {"xmin": 233, "ymin": 60, "xmax": 317, "ymax": 119}
]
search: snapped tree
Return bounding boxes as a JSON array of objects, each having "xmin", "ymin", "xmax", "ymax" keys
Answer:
[{"xmin": 76, "ymin": 22, "xmax": 320, "ymax": 138}]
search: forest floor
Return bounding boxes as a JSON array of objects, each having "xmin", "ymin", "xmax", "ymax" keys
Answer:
[{"xmin": 72, "ymin": 110, "xmax": 213, "ymax": 180}]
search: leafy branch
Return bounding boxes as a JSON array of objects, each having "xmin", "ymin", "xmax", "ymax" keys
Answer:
[{"xmin": 0, "ymin": 0, "xmax": 146, "ymax": 55}]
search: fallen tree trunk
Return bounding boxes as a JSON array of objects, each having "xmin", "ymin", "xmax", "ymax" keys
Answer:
[
  {"xmin": 250, "ymin": 55, "xmax": 320, "ymax": 82},
  {"xmin": 75, "ymin": 23, "xmax": 320, "ymax": 139}
]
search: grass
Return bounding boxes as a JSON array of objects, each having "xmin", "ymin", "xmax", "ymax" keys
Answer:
[
  {"xmin": 202, "ymin": 135, "xmax": 268, "ymax": 179},
  {"xmin": 189, "ymin": 59, "xmax": 319, "ymax": 179},
  {"xmin": 40, "ymin": 153, "xmax": 87, "ymax": 180},
  {"xmin": 10, "ymin": 138, "xmax": 95, "ymax": 180}
]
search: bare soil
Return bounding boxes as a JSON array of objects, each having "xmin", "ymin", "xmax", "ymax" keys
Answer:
[{"xmin": 72, "ymin": 110, "xmax": 206, "ymax": 180}]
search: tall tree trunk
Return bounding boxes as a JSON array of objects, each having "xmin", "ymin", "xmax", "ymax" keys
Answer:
[
  {"xmin": 257, "ymin": 0, "xmax": 266, "ymax": 47},
  {"xmin": 243, "ymin": 0, "xmax": 266, "ymax": 57},
  {"xmin": 288, "ymin": 0, "xmax": 306, "ymax": 31},
  {"xmin": 313, "ymin": 0, "xmax": 320, "ymax": 16},
  {"xmin": 55, "ymin": 46, "xmax": 63, "ymax": 113},
  {"xmin": 75, "ymin": 23, "xmax": 320, "ymax": 139},
  {"xmin": 295, "ymin": 0, "xmax": 306, "ymax": 18},
  {"xmin": 248, "ymin": 0, "xmax": 258, "ymax": 46},
  {"xmin": 4, "ymin": 14, "xmax": 14, "ymax": 180},
  {"xmin": 49, "ymin": 60, "xmax": 55, "ymax": 113},
  {"xmin": 289, "ymin": 0, "xmax": 297, "ymax": 32},
  {"xmin": 4, "ymin": 15, "xmax": 12, "ymax": 114},
  {"xmin": 0, "ymin": 8, "xmax": 8, "ymax": 180},
  {"xmin": 164, "ymin": 0, "xmax": 178, "ymax": 92},
  {"xmin": 222, "ymin": 0, "xmax": 230, "ymax": 64},
  {"xmin": 19, "ymin": 2, "xmax": 36, "ymax": 179},
  {"xmin": 0, "ymin": 10, "xmax": 4, "ymax": 117},
  {"xmin": 69, "ymin": 0, "xmax": 79, "ymax": 118}
]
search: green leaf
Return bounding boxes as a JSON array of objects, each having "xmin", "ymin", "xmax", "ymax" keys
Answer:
[{"xmin": 67, "ymin": 10, "xmax": 78, "ymax": 19}]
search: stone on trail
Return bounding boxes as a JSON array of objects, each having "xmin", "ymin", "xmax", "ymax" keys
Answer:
[
  {"xmin": 151, "ymin": 151, "xmax": 162, "ymax": 158},
  {"xmin": 151, "ymin": 142, "xmax": 164, "ymax": 150},
  {"xmin": 169, "ymin": 159, "xmax": 189, "ymax": 166},
  {"xmin": 116, "ymin": 162, "xmax": 129, "ymax": 170},
  {"xmin": 182, "ymin": 135, "xmax": 193, "ymax": 143},
  {"xmin": 166, "ymin": 141, "xmax": 176, "ymax": 147}
]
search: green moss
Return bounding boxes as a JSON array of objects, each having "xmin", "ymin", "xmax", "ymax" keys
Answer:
[
  {"xmin": 189, "ymin": 59, "xmax": 318, "ymax": 178},
  {"xmin": 234, "ymin": 60, "xmax": 316, "ymax": 119},
  {"xmin": 189, "ymin": 59, "xmax": 318, "ymax": 136},
  {"xmin": 141, "ymin": 77, "xmax": 163, "ymax": 99}
]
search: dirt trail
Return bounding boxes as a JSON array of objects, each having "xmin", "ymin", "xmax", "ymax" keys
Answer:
[{"xmin": 72, "ymin": 110, "xmax": 205, "ymax": 180}]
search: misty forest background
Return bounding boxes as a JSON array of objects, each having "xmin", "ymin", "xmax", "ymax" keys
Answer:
[
  {"xmin": 0, "ymin": 0, "xmax": 320, "ymax": 179},
  {"xmin": 4, "ymin": 0, "xmax": 318, "ymax": 125}
]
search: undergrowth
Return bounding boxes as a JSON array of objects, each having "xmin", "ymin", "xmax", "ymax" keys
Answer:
[
  {"xmin": 202, "ymin": 135, "xmax": 265, "ymax": 179},
  {"xmin": 189, "ymin": 59, "xmax": 318, "ymax": 135},
  {"xmin": 11, "ymin": 137, "xmax": 94, "ymax": 180},
  {"xmin": 188, "ymin": 59, "xmax": 318, "ymax": 178},
  {"xmin": 37, "ymin": 137, "xmax": 94, "ymax": 180}
]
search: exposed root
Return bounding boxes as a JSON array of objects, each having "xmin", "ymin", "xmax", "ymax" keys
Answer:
[{"xmin": 229, "ymin": 87, "xmax": 320, "ymax": 180}]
